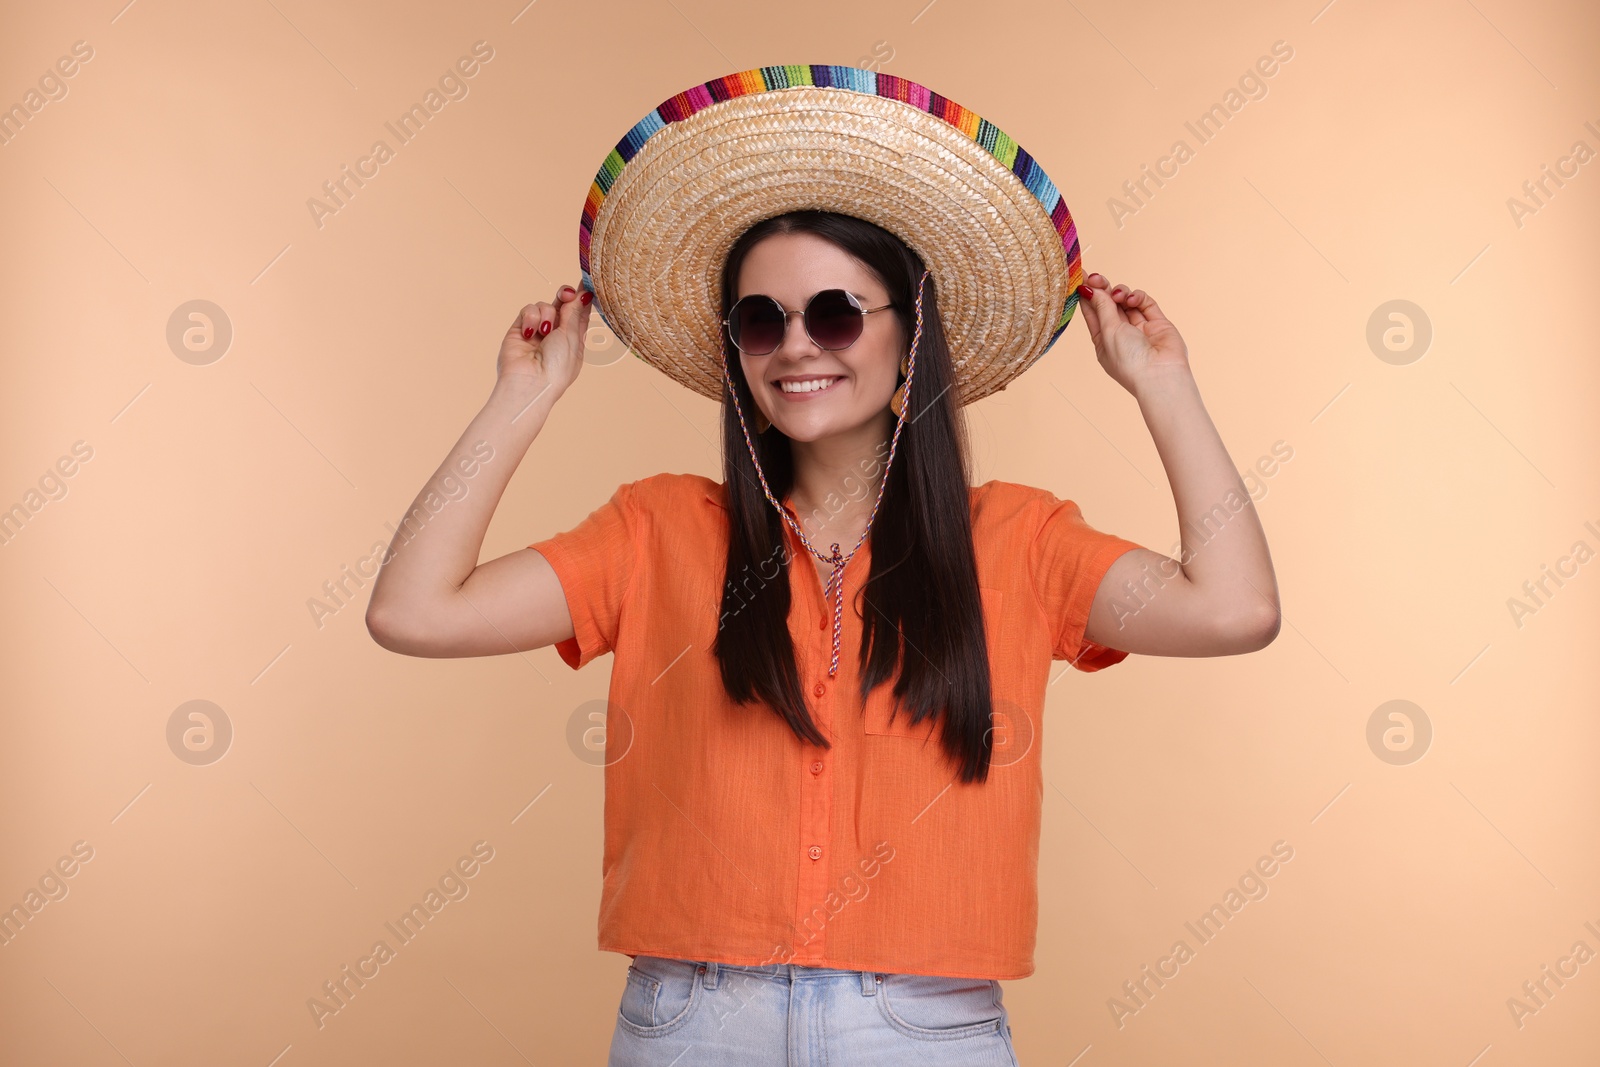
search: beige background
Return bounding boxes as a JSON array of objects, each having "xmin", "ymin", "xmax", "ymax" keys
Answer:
[{"xmin": 2, "ymin": 0, "xmax": 1597, "ymax": 1063}]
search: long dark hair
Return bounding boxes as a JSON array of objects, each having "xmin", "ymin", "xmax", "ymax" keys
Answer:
[{"xmin": 710, "ymin": 210, "xmax": 999, "ymax": 783}]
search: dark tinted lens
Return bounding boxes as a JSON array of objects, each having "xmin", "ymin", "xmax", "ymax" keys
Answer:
[
  {"xmin": 729, "ymin": 296, "xmax": 785, "ymax": 355},
  {"xmin": 805, "ymin": 290, "xmax": 864, "ymax": 350}
]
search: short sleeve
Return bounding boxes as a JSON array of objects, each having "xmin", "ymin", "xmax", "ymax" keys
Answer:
[
  {"xmin": 526, "ymin": 481, "xmax": 639, "ymax": 670},
  {"xmin": 1028, "ymin": 491, "xmax": 1145, "ymax": 671}
]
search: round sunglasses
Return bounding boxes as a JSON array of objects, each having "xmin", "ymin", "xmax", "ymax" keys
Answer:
[{"xmin": 722, "ymin": 289, "xmax": 894, "ymax": 356}]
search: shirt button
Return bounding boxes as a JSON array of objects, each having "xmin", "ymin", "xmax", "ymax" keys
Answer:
[
  {"xmin": 810, "ymin": 760, "xmax": 824, "ymax": 774},
  {"xmin": 808, "ymin": 845, "xmax": 823, "ymax": 861},
  {"xmin": 813, "ymin": 682, "xmax": 826, "ymax": 697}
]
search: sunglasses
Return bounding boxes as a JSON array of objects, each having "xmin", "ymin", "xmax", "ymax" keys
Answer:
[{"xmin": 722, "ymin": 289, "xmax": 894, "ymax": 356}]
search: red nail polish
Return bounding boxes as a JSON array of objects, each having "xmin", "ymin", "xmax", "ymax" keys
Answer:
[
  {"xmin": 539, "ymin": 320, "xmax": 552, "ymax": 336},
  {"xmin": 579, "ymin": 290, "xmax": 592, "ymax": 306},
  {"xmin": 1077, "ymin": 284, "xmax": 1093, "ymax": 301},
  {"xmin": 559, "ymin": 286, "xmax": 575, "ymax": 298},
  {"xmin": 522, "ymin": 325, "xmax": 534, "ymax": 340}
]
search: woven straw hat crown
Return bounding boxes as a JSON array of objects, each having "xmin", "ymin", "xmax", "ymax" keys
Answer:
[{"xmin": 579, "ymin": 64, "xmax": 1087, "ymax": 407}]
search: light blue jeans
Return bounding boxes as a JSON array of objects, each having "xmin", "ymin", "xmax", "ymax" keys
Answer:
[{"xmin": 607, "ymin": 954, "xmax": 1020, "ymax": 1066}]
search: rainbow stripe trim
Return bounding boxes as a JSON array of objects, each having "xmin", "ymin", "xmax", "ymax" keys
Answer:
[{"xmin": 580, "ymin": 64, "xmax": 1084, "ymax": 357}]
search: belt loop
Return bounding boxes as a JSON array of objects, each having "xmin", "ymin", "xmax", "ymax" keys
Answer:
[
  {"xmin": 860, "ymin": 969, "xmax": 877, "ymax": 996},
  {"xmin": 702, "ymin": 960, "xmax": 719, "ymax": 989}
]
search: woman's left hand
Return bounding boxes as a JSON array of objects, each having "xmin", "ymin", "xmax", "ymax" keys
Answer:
[{"xmin": 1076, "ymin": 273, "xmax": 1191, "ymax": 395}]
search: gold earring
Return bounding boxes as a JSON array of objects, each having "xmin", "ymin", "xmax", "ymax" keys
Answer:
[
  {"xmin": 889, "ymin": 355, "xmax": 911, "ymax": 418},
  {"xmin": 754, "ymin": 407, "xmax": 771, "ymax": 433}
]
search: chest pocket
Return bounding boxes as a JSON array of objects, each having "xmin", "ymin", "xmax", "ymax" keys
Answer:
[{"xmin": 864, "ymin": 587, "xmax": 1005, "ymax": 739}]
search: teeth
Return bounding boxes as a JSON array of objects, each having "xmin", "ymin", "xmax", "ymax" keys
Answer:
[{"xmin": 778, "ymin": 377, "xmax": 841, "ymax": 393}]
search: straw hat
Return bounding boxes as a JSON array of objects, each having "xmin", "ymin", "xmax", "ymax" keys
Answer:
[{"xmin": 578, "ymin": 64, "xmax": 1087, "ymax": 407}]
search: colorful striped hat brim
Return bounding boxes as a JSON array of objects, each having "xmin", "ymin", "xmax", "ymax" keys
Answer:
[{"xmin": 578, "ymin": 64, "xmax": 1085, "ymax": 407}]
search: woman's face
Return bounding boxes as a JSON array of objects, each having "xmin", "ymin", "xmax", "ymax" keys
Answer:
[{"xmin": 735, "ymin": 231, "xmax": 904, "ymax": 444}]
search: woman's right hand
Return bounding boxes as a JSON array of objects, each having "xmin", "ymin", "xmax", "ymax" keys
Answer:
[{"xmin": 497, "ymin": 284, "xmax": 594, "ymax": 397}]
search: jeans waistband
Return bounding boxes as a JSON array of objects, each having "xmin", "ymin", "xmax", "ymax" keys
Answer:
[
  {"xmin": 644, "ymin": 957, "xmax": 884, "ymax": 994},
  {"xmin": 717, "ymin": 961, "xmax": 869, "ymax": 980}
]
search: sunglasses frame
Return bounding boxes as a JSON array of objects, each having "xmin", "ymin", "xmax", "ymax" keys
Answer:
[{"xmin": 721, "ymin": 288, "xmax": 895, "ymax": 356}]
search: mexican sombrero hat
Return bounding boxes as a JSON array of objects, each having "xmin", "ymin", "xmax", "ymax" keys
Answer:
[{"xmin": 578, "ymin": 64, "xmax": 1087, "ymax": 408}]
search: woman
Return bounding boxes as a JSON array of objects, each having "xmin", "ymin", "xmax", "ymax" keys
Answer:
[{"xmin": 366, "ymin": 67, "xmax": 1279, "ymax": 1066}]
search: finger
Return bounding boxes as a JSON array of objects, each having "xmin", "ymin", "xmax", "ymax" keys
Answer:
[
  {"xmin": 511, "ymin": 303, "xmax": 542, "ymax": 342},
  {"xmin": 1075, "ymin": 280, "xmax": 1103, "ymax": 339},
  {"xmin": 1075, "ymin": 278, "xmax": 1126, "ymax": 340},
  {"xmin": 1081, "ymin": 278, "xmax": 1129, "ymax": 331},
  {"xmin": 1105, "ymin": 283, "xmax": 1144, "ymax": 326},
  {"xmin": 1130, "ymin": 289, "xmax": 1168, "ymax": 323},
  {"xmin": 1122, "ymin": 289, "xmax": 1150, "ymax": 327},
  {"xmin": 520, "ymin": 302, "xmax": 556, "ymax": 341},
  {"xmin": 553, "ymin": 285, "xmax": 592, "ymax": 333},
  {"xmin": 1119, "ymin": 287, "xmax": 1166, "ymax": 327},
  {"xmin": 512, "ymin": 304, "xmax": 535, "ymax": 332}
]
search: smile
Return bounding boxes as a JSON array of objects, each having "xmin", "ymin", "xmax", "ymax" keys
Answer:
[{"xmin": 776, "ymin": 376, "xmax": 844, "ymax": 397}]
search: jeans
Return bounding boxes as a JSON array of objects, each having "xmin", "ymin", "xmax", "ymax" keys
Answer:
[{"xmin": 607, "ymin": 954, "xmax": 1021, "ymax": 1066}]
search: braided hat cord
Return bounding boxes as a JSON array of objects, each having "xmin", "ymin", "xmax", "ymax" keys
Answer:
[{"xmin": 718, "ymin": 269, "xmax": 931, "ymax": 678}]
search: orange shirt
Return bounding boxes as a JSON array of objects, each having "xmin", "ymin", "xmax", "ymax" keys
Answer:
[{"xmin": 527, "ymin": 472, "xmax": 1144, "ymax": 980}]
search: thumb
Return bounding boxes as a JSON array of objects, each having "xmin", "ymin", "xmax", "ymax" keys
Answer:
[
  {"xmin": 553, "ymin": 285, "xmax": 593, "ymax": 334},
  {"xmin": 566, "ymin": 286, "xmax": 598, "ymax": 327}
]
